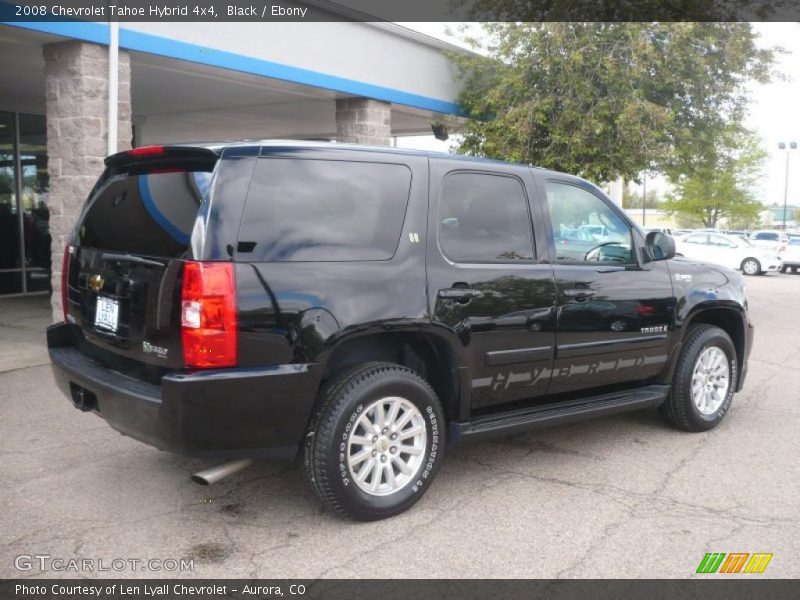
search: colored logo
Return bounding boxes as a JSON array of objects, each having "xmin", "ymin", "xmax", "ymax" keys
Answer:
[
  {"xmin": 88, "ymin": 274, "xmax": 105, "ymax": 292},
  {"xmin": 696, "ymin": 552, "xmax": 773, "ymax": 574}
]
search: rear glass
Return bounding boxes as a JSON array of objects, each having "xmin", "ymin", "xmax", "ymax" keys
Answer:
[
  {"xmin": 77, "ymin": 170, "xmax": 212, "ymax": 257},
  {"xmin": 238, "ymin": 158, "xmax": 411, "ymax": 262}
]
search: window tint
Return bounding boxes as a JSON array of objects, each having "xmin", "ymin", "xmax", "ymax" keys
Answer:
[
  {"xmin": 78, "ymin": 170, "xmax": 212, "ymax": 257},
  {"xmin": 755, "ymin": 232, "xmax": 778, "ymax": 241},
  {"xmin": 546, "ymin": 182, "xmax": 633, "ymax": 264},
  {"xmin": 438, "ymin": 172, "xmax": 533, "ymax": 263},
  {"xmin": 239, "ymin": 159, "xmax": 411, "ymax": 262}
]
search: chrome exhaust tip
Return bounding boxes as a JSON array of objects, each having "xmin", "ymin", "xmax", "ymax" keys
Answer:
[{"xmin": 190, "ymin": 458, "xmax": 253, "ymax": 485}]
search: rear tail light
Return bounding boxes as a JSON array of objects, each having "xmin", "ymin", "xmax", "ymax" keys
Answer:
[
  {"xmin": 181, "ymin": 261, "xmax": 237, "ymax": 368},
  {"xmin": 61, "ymin": 245, "xmax": 73, "ymax": 322}
]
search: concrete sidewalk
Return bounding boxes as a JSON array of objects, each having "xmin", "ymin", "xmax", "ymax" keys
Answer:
[{"xmin": 0, "ymin": 296, "xmax": 52, "ymax": 373}]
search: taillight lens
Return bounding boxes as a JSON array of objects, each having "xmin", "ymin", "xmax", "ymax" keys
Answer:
[
  {"xmin": 61, "ymin": 245, "xmax": 73, "ymax": 322},
  {"xmin": 181, "ymin": 261, "xmax": 238, "ymax": 368}
]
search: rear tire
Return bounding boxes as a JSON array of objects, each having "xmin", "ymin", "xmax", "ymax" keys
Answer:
[
  {"xmin": 659, "ymin": 325, "xmax": 737, "ymax": 432},
  {"xmin": 741, "ymin": 258, "xmax": 761, "ymax": 276},
  {"xmin": 304, "ymin": 362, "xmax": 445, "ymax": 521},
  {"xmin": 780, "ymin": 265, "xmax": 788, "ymax": 274}
]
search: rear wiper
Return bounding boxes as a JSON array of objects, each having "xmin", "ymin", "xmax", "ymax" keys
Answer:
[{"xmin": 101, "ymin": 252, "xmax": 165, "ymax": 267}]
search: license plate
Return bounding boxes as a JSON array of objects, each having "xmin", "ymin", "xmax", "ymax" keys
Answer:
[{"xmin": 94, "ymin": 296, "xmax": 119, "ymax": 332}]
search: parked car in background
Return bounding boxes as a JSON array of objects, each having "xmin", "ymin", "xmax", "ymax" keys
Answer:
[
  {"xmin": 780, "ymin": 239, "xmax": 800, "ymax": 273},
  {"xmin": 671, "ymin": 228, "xmax": 693, "ymax": 236},
  {"xmin": 748, "ymin": 230, "xmax": 788, "ymax": 253},
  {"xmin": 675, "ymin": 232, "xmax": 782, "ymax": 275}
]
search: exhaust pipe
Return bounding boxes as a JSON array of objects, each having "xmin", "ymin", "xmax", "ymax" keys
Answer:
[{"xmin": 191, "ymin": 458, "xmax": 253, "ymax": 485}]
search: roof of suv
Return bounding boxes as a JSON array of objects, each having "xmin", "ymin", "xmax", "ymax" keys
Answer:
[{"xmin": 164, "ymin": 139, "xmax": 560, "ymax": 172}]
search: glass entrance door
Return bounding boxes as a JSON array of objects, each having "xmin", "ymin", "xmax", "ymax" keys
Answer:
[{"xmin": 0, "ymin": 111, "xmax": 49, "ymax": 295}]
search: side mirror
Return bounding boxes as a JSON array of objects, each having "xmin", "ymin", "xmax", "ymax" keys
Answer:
[{"xmin": 645, "ymin": 231, "xmax": 675, "ymax": 261}]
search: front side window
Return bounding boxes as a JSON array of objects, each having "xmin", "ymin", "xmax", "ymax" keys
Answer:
[
  {"xmin": 546, "ymin": 182, "xmax": 633, "ymax": 264},
  {"xmin": 438, "ymin": 172, "xmax": 534, "ymax": 263},
  {"xmin": 239, "ymin": 158, "xmax": 411, "ymax": 262}
]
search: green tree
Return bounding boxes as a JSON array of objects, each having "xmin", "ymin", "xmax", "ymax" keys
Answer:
[
  {"xmin": 661, "ymin": 128, "xmax": 766, "ymax": 229},
  {"xmin": 451, "ymin": 23, "xmax": 776, "ymax": 182},
  {"xmin": 622, "ymin": 187, "xmax": 661, "ymax": 210}
]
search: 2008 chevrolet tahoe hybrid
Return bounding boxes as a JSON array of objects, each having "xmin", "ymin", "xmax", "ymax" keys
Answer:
[{"xmin": 48, "ymin": 142, "xmax": 752, "ymax": 520}]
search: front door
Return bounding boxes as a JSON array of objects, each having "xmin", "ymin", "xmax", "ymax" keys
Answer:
[
  {"xmin": 541, "ymin": 178, "xmax": 676, "ymax": 395},
  {"xmin": 427, "ymin": 159, "xmax": 556, "ymax": 413}
]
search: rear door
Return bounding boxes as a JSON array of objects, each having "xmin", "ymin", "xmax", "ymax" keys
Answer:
[
  {"xmin": 65, "ymin": 146, "xmax": 220, "ymax": 369},
  {"xmin": 427, "ymin": 158, "xmax": 556, "ymax": 413},
  {"xmin": 539, "ymin": 176, "xmax": 676, "ymax": 395}
]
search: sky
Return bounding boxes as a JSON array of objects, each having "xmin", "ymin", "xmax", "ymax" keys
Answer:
[{"xmin": 395, "ymin": 22, "xmax": 800, "ymax": 208}]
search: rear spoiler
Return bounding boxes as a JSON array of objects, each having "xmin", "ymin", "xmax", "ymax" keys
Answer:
[{"xmin": 105, "ymin": 145, "xmax": 220, "ymax": 169}]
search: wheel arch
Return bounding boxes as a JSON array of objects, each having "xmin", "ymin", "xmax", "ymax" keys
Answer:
[
  {"xmin": 683, "ymin": 304, "xmax": 747, "ymax": 380},
  {"xmin": 315, "ymin": 326, "xmax": 468, "ymax": 423}
]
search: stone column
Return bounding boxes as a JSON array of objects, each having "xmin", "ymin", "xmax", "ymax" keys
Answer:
[
  {"xmin": 44, "ymin": 40, "xmax": 132, "ymax": 321},
  {"xmin": 335, "ymin": 97, "xmax": 391, "ymax": 146}
]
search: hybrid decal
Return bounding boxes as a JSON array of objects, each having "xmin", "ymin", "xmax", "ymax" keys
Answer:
[
  {"xmin": 472, "ymin": 355, "xmax": 669, "ymax": 391},
  {"xmin": 675, "ymin": 273, "xmax": 693, "ymax": 282}
]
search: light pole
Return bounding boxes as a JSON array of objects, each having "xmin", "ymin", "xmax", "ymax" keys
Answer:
[
  {"xmin": 778, "ymin": 141, "xmax": 797, "ymax": 231},
  {"xmin": 642, "ymin": 171, "xmax": 647, "ymax": 227}
]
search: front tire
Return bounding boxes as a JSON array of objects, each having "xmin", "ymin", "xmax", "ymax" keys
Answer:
[
  {"xmin": 304, "ymin": 362, "xmax": 445, "ymax": 521},
  {"xmin": 659, "ymin": 325, "xmax": 737, "ymax": 432},
  {"xmin": 741, "ymin": 258, "xmax": 761, "ymax": 276}
]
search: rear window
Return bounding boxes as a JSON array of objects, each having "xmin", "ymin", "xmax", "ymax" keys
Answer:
[
  {"xmin": 238, "ymin": 158, "xmax": 411, "ymax": 262},
  {"xmin": 77, "ymin": 169, "xmax": 212, "ymax": 257}
]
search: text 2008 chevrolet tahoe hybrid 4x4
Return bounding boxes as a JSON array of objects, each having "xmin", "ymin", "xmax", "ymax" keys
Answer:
[{"xmin": 49, "ymin": 142, "xmax": 752, "ymax": 520}]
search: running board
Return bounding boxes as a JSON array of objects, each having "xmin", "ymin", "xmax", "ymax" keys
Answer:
[{"xmin": 449, "ymin": 385, "xmax": 670, "ymax": 445}]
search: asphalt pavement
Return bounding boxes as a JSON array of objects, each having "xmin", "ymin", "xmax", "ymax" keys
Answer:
[{"xmin": 1, "ymin": 273, "xmax": 798, "ymax": 579}]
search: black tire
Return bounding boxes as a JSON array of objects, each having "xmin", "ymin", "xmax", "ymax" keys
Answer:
[
  {"xmin": 741, "ymin": 258, "xmax": 761, "ymax": 276},
  {"xmin": 304, "ymin": 362, "xmax": 445, "ymax": 521},
  {"xmin": 659, "ymin": 325, "xmax": 737, "ymax": 432},
  {"xmin": 780, "ymin": 265, "xmax": 788, "ymax": 274},
  {"xmin": 793, "ymin": 267, "xmax": 799, "ymax": 274}
]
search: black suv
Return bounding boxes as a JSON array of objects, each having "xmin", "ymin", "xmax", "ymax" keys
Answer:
[{"xmin": 49, "ymin": 142, "xmax": 752, "ymax": 520}]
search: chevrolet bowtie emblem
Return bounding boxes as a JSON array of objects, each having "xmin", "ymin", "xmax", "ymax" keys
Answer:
[{"xmin": 88, "ymin": 274, "xmax": 105, "ymax": 292}]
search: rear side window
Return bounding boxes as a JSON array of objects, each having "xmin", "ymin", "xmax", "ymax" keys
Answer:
[
  {"xmin": 755, "ymin": 232, "xmax": 778, "ymax": 241},
  {"xmin": 438, "ymin": 172, "xmax": 533, "ymax": 263},
  {"xmin": 78, "ymin": 170, "xmax": 212, "ymax": 257},
  {"xmin": 238, "ymin": 158, "xmax": 411, "ymax": 262}
]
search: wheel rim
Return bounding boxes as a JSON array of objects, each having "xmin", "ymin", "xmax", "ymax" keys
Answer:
[
  {"xmin": 743, "ymin": 260, "xmax": 758, "ymax": 274},
  {"xmin": 691, "ymin": 346, "xmax": 730, "ymax": 416},
  {"xmin": 347, "ymin": 396, "xmax": 427, "ymax": 496}
]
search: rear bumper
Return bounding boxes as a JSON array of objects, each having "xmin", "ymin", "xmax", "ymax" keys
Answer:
[{"xmin": 48, "ymin": 323, "xmax": 322, "ymax": 458}]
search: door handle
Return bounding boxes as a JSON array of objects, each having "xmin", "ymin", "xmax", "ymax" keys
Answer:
[
  {"xmin": 438, "ymin": 287, "xmax": 482, "ymax": 303},
  {"xmin": 563, "ymin": 288, "xmax": 596, "ymax": 299}
]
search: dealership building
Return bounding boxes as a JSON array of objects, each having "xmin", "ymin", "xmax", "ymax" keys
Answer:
[{"xmin": 0, "ymin": 17, "xmax": 464, "ymax": 312}]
